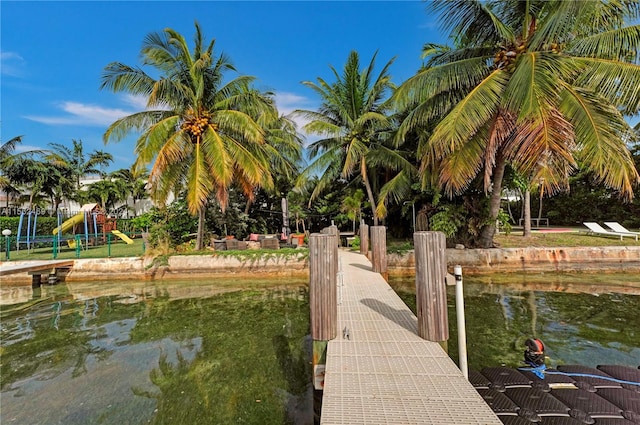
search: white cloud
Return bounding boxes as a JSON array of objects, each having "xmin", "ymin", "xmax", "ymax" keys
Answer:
[
  {"xmin": 121, "ymin": 94, "xmax": 149, "ymax": 110},
  {"xmin": 15, "ymin": 144, "xmax": 43, "ymax": 153},
  {"xmin": 1, "ymin": 51, "xmax": 26, "ymax": 77},
  {"xmin": 274, "ymin": 91, "xmax": 318, "ymax": 134},
  {"xmin": 25, "ymin": 101, "xmax": 136, "ymax": 126}
]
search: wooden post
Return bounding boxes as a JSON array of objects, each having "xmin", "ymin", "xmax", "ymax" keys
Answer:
[
  {"xmin": 359, "ymin": 220, "xmax": 369, "ymax": 256},
  {"xmin": 414, "ymin": 231, "xmax": 449, "ymax": 342},
  {"xmin": 370, "ymin": 226, "xmax": 387, "ymax": 277},
  {"xmin": 322, "ymin": 225, "xmax": 340, "ymax": 247},
  {"xmin": 309, "ymin": 233, "xmax": 338, "ymax": 390}
]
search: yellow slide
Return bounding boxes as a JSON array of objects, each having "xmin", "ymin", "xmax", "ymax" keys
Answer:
[
  {"xmin": 111, "ymin": 230, "xmax": 134, "ymax": 244},
  {"xmin": 53, "ymin": 212, "xmax": 84, "ymax": 235}
]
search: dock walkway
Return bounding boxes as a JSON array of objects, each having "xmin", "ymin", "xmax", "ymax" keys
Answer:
[
  {"xmin": 321, "ymin": 250, "xmax": 500, "ymax": 424},
  {"xmin": 0, "ymin": 260, "xmax": 74, "ymax": 276}
]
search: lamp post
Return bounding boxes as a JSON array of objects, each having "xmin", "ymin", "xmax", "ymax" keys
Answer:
[
  {"xmin": 403, "ymin": 201, "xmax": 416, "ymax": 233},
  {"xmin": 2, "ymin": 229, "xmax": 11, "ymax": 261}
]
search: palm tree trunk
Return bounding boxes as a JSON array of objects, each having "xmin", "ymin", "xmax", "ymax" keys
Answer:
[
  {"xmin": 244, "ymin": 198, "xmax": 252, "ymax": 215},
  {"xmin": 523, "ymin": 188, "xmax": 531, "ymax": 237},
  {"xmin": 478, "ymin": 154, "xmax": 507, "ymax": 248},
  {"xmin": 361, "ymin": 160, "xmax": 378, "ymax": 226},
  {"xmin": 196, "ymin": 207, "xmax": 205, "ymax": 250}
]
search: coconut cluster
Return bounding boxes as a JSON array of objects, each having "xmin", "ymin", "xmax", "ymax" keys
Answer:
[
  {"xmin": 493, "ymin": 43, "xmax": 526, "ymax": 72},
  {"xmin": 182, "ymin": 117, "xmax": 209, "ymax": 137}
]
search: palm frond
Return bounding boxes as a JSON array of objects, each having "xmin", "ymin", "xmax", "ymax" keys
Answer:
[
  {"xmin": 429, "ymin": 69, "xmax": 507, "ymax": 157},
  {"xmin": 573, "ymin": 58, "xmax": 640, "ymax": 114}
]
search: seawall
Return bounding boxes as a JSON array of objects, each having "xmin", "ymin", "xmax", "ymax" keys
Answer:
[
  {"xmin": 2, "ymin": 246, "xmax": 639, "ymax": 284},
  {"xmin": 390, "ymin": 246, "xmax": 640, "ymax": 274}
]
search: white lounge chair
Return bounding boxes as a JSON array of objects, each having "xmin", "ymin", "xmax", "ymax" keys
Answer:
[
  {"xmin": 583, "ymin": 222, "xmax": 638, "ymax": 241},
  {"xmin": 604, "ymin": 222, "xmax": 640, "ymax": 238}
]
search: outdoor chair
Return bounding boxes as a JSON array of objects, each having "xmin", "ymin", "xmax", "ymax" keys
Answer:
[
  {"xmin": 604, "ymin": 222, "xmax": 640, "ymax": 237},
  {"xmin": 583, "ymin": 222, "xmax": 638, "ymax": 241}
]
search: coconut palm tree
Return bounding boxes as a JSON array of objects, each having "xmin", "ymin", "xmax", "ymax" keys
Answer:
[
  {"xmin": 395, "ymin": 0, "xmax": 640, "ymax": 247},
  {"xmin": 101, "ymin": 22, "xmax": 275, "ymax": 249},
  {"xmin": 295, "ymin": 50, "xmax": 413, "ymax": 226}
]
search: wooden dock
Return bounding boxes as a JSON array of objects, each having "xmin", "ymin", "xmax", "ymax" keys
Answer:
[
  {"xmin": 320, "ymin": 250, "xmax": 500, "ymax": 424},
  {"xmin": 1, "ymin": 260, "xmax": 74, "ymax": 286}
]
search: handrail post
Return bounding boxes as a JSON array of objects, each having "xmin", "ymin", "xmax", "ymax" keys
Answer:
[{"xmin": 454, "ymin": 265, "xmax": 468, "ymax": 379}]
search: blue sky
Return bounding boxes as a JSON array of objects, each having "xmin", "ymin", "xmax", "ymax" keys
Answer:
[{"xmin": 1, "ymin": 1, "xmax": 444, "ymax": 170}]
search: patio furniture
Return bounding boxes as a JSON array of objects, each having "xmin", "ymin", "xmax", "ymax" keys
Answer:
[
  {"xmin": 583, "ymin": 222, "xmax": 638, "ymax": 241},
  {"xmin": 604, "ymin": 222, "xmax": 640, "ymax": 237}
]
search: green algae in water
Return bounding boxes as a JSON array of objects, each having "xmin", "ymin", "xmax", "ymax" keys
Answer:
[
  {"xmin": 389, "ymin": 273, "xmax": 640, "ymax": 371},
  {"xmin": 0, "ymin": 280, "xmax": 313, "ymax": 425}
]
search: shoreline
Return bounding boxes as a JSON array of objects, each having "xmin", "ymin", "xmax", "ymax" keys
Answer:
[{"xmin": 1, "ymin": 246, "xmax": 639, "ymax": 285}]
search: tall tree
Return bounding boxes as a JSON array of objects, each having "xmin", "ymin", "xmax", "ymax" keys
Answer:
[
  {"xmin": 110, "ymin": 165, "xmax": 149, "ymax": 217},
  {"xmin": 295, "ymin": 51, "xmax": 411, "ymax": 226},
  {"xmin": 1, "ymin": 136, "xmax": 24, "ymax": 211},
  {"xmin": 101, "ymin": 22, "xmax": 275, "ymax": 249},
  {"xmin": 87, "ymin": 179, "xmax": 120, "ymax": 211},
  {"xmin": 46, "ymin": 139, "xmax": 113, "ymax": 192},
  {"xmin": 395, "ymin": 0, "xmax": 640, "ymax": 247},
  {"xmin": 4, "ymin": 158, "xmax": 60, "ymax": 209}
]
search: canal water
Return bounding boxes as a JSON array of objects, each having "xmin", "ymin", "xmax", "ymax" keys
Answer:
[
  {"xmin": 1, "ymin": 273, "xmax": 639, "ymax": 424},
  {"xmin": 389, "ymin": 272, "xmax": 640, "ymax": 370}
]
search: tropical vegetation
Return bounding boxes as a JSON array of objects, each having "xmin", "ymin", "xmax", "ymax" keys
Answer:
[
  {"xmin": 2, "ymin": 2, "xmax": 639, "ymax": 252},
  {"xmin": 394, "ymin": 0, "xmax": 640, "ymax": 247},
  {"xmin": 100, "ymin": 22, "xmax": 300, "ymax": 249}
]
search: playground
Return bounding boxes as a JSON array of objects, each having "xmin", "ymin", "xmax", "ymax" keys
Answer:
[{"xmin": 4, "ymin": 204, "xmax": 143, "ymax": 260}]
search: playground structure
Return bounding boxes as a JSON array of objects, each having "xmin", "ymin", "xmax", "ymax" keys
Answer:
[{"xmin": 16, "ymin": 203, "xmax": 133, "ymax": 254}]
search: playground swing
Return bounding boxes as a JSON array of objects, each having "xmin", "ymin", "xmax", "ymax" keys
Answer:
[{"xmin": 16, "ymin": 210, "xmax": 60, "ymax": 253}]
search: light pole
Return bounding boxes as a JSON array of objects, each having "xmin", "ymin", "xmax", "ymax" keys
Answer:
[
  {"xmin": 403, "ymin": 201, "xmax": 416, "ymax": 233},
  {"xmin": 2, "ymin": 229, "xmax": 11, "ymax": 261}
]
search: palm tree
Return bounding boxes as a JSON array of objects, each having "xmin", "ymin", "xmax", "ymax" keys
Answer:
[
  {"xmin": 295, "ymin": 50, "xmax": 412, "ymax": 226},
  {"xmin": 101, "ymin": 22, "xmax": 275, "ymax": 249},
  {"xmin": 341, "ymin": 189, "xmax": 364, "ymax": 233},
  {"xmin": 46, "ymin": 139, "xmax": 113, "ymax": 193},
  {"xmin": 87, "ymin": 179, "xmax": 120, "ymax": 211},
  {"xmin": 110, "ymin": 165, "xmax": 149, "ymax": 217},
  {"xmin": 395, "ymin": 0, "xmax": 640, "ymax": 247},
  {"xmin": 1, "ymin": 136, "xmax": 24, "ymax": 212},
  {"xmin": 4, "ymin": 157, "xmax": 58, "ymax": 209}
]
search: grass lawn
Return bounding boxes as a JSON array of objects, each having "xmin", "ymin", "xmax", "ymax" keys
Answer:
[
  {"xmin": 495, "ymin": 229, "xmax": 640, "ymax": 248},
  {"xmin": 3, "ymin": 239, "xmax": 146, "ymax": 262},
  {"xmin": 386, "ymin": 227, "xmax": 640, "ymax": 252},
  {"xmin": 3, "ymin": 228, "xmax": 639, "ymax": 263}
]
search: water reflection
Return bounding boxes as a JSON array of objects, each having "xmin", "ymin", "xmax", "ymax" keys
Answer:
[
  {"xmin": 1, "ymin": 279, "xmax": 312, "ymax": 425},
  {"xmin": 388, "ymin": 273, "xmax": 640, "ymax": 371}
]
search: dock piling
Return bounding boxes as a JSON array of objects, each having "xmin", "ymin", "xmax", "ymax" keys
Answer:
[
  {"xmin": 309, "ymin": 233, "xmax": 338, "ymax": 390},
  {"xmin": 359, "ymin": 219, "xmax": 369, "ymax": 256},
  {"xmin": 370, "ymin": 226, "xmax": 387, "ymax": 277},
  {"xmin": 414, "ymin": 231, "xmax": 449, "ymax": 342}
]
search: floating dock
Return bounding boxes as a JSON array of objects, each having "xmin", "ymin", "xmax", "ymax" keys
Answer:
[{"xmin": 320, "ymin": 250, "xmax": 500, "ymax": 424}]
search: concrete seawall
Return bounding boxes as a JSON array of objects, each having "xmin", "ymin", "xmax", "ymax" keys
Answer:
[
  {"xmin": 390, "ymin": 246, "xmax": 640, "ymax": 274},
  {"xmin": 2, "ymin": 246, "xmax": 639, "ymax": 284}
]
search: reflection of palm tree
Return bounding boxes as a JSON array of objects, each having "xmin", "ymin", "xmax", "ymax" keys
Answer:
[{"xmin": 528, "ymin": 291, "xmax": 538, "ymax": 337}]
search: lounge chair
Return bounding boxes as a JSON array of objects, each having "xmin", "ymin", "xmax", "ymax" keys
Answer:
[
  {"xmin": 604, "ymin": 222, "xmax": 640, "ymax": 237},
  {"xmin": 583, "ymin": 222, "xmax": 638, "ymax": 241}
]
